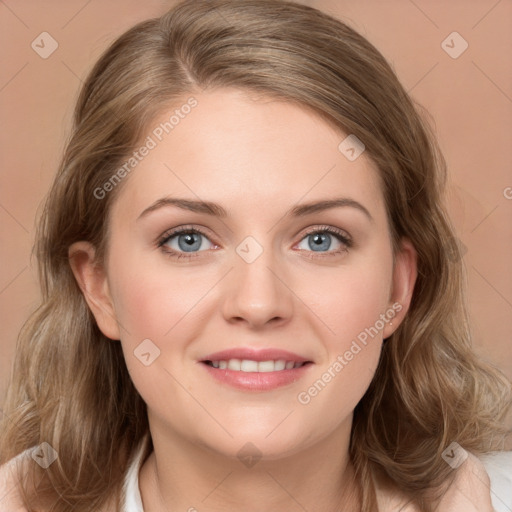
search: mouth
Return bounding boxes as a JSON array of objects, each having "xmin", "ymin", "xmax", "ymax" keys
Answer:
[
  {"xmin": 198, "ymin": 348, "xmax": 314, "ymax": 391},
  {"xmin": 201, "ymin": 359, "xmax": 312, "ymax": 372}
]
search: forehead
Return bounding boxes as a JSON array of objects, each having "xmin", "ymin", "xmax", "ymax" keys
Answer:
[{"xmin": 109, "ymin": 88, "xmax": 386, "ymax": 225}]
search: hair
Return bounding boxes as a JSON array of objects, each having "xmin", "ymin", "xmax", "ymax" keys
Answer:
[{"xmin": 1, "ymin": 0, "xmax": 510, "ymax": 510}]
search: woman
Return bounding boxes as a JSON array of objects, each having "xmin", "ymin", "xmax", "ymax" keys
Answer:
[{"xmin": 1, "ymin": 1, "xmax": 510, "ymax": 510}]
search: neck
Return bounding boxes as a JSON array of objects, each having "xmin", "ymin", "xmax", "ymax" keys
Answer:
[{"xmin": 139, "ymin": 413, "xmax": 361, "ymax": 512}]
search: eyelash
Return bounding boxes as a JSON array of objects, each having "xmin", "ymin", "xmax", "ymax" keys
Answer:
[{"xmin": 157, "ymin": 225, "xmax": 353, "ymax": 260}]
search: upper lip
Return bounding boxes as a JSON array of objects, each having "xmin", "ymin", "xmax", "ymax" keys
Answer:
[{"xmin": 201, "ymin": 348, "xmax": 313, "ymax": 363}]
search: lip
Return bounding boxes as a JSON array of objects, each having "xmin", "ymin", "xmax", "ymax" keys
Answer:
[
  {"xmin": 199, "ymin": 347, "xmax": 314, "ymax": 392},
  {"xmin": 200, "ymin": 362, "xmax": 313, "ymax": 391},
  {"xmin": 201, "ymin": 347, "xmax": 312, "ymax": 364}
]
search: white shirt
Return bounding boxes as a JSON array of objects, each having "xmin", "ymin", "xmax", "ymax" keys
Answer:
[
  {"xmin": 2, "ymin": 436, "xmax": 510, "ymax": 511},
  {"xmin": 122, "ymin": 433, "xmax": 149, "ymax": 512},
  {"xmin": 122, "ymin": 437, "xmax": 512, "ymax": 512}
]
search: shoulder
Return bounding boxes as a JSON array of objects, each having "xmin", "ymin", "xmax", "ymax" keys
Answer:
[
  {"xmin": 0, "ymin": 455, "xmax": 29, "ymax": 512},
  {"xmin": 375, "ymin": 452, "xmax": 494, "ymax": 512},
  {"xmin": 1, "ymin": 457, "xmax": 119, "ymax": 512},
  {"xmin": 433, "ymin": 451, "xmax": 493, "ymax": 512},
  {"xmin": 0, "ymin": 461, "xmax": 117, "ymax": 512}
]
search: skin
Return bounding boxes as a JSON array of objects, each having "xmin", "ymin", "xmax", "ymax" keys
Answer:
[{"xmin": 5, "ymin": 87, "xmax": 489, "ymax": 511}]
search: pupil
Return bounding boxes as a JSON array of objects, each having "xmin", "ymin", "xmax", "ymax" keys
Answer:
[
  {"xmin": 178, "ymin": 233, "xmax": 201, "ymax": 252},
  {"xmin": 310, "ymin": 233, "xmax": 330, "ymax": 251}
]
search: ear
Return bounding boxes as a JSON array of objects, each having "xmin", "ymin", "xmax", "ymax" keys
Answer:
[
  {"xmin": 382, "ymin": 238, "xmax": 417, "ymax": 339},
  {"xmin": 68, "ymin": 241, "xmax": 121, "ymax": 340}
]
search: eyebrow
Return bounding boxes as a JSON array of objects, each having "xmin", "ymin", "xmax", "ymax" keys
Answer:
[{"xmin": 137, "ymin": 197, "xmax": 373, "ymax": 222}]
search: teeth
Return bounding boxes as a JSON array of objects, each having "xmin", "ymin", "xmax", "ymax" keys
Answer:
[
  {"xmin": 208, "ymin": 359, "xmax": 306, "ymax": 372},
  {"xmin": 258, "ymin": 361, "xmax": 276, "ymax": 373},
  {"xmin": 227, "ymin": 359, "xmax": 241, "ymax": 371},
  {"xmin": 241, "ymin": 360, "xmax": 258, "ymax": 372},
  {"xmin": 274, "ymin": 359, "xmax": 286, "ymax": 371}
]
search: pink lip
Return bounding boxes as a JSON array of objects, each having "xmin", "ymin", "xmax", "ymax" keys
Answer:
[
  {"xmin": 201, "ymin": 347, "xmax": 312, "ymax": 363},
  {"xmin": 199, "ymin": 347, "xmax": 314, "ymax": 392},
  {"xmin": 200, "ymin": 361, "xmax": 313, "ymax": 391}
]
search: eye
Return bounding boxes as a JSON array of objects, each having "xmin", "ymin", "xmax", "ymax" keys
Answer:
[
  {"xmin": 295, "ymin": 225, "xmax": 352, "ymax": 257},
  {"xmin": 157, "ymin": 224, "xmax": 352, "ymax": 261},
  {"xmin": 157, "ymin": 226, "xmax": 217, "ymax": 259}
]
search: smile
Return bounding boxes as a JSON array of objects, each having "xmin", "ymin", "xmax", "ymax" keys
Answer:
[{"xmin": 203, "ymin": 359, "xmax": 310, "ymax": 372}]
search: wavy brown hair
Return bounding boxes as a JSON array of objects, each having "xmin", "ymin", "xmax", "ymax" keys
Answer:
[{"xmin": 1, "ymin": 1, "xmax": 510, "ymax": 511}]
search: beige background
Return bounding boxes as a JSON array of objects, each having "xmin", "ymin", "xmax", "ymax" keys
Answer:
[{"xmin": 1, "ymin": 0, "xmax": 511, "ymax": 423}]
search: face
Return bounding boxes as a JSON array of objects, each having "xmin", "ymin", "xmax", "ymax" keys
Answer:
[{"xmin": 73, "ymin": 88, "xmax": 416, "ymax": 461}]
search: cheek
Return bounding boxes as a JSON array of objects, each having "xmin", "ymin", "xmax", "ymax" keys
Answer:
[
  {"xmin": 294, "ymin": 255, "xmax": 391, "ymax": 409},
  {"xmin": 302, "ymin": 256, "xmax": 393, "ymax": 343},
  {"xmin": 108, "ymin": 250, "xmax": 202, "ymax": 342},
  {"xmin": 107, "ymin": 256, "xmax": 201, "ymax": 401},
  {"xmin": 112, "ymin": 277, "xmax": 171, "ymax": 343},
  {"xmin": 106, "ymin": 251, "xmax": 219, "ymax": 392}
]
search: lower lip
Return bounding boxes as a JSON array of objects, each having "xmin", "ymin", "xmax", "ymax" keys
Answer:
[{"xmin": 200, "ymin": 362, "xmax": 314, "ymax": 391}]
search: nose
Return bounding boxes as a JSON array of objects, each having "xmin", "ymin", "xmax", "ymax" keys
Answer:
[{"xmin": 221, "ymin": 243, "xmax": 294, "ymax": 329}]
